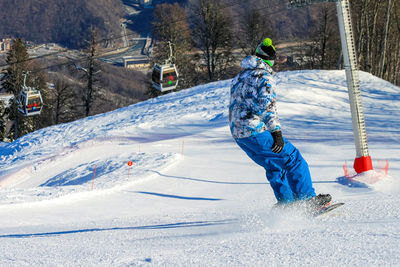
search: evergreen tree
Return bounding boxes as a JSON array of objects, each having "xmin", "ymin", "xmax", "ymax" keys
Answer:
[
  {"xmin": 1, "ymin": 38, "xmax": 30, "ymax": 140},
  {"xmin": 0, "ymin": 100, "xmax": 6, "ymax": 141},
  {"xmin": 2, "ymin": 38, "xmax": 29, "ymax": 96},
  {"xmin": 1, "ymin": 39, "xmax": 50, "ymax": 140}
]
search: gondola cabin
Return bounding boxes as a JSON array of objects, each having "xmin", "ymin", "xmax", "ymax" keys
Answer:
[
  {"xmin": 151, "ymin": 63, "xmax": 179, "ymax": 92},
  {"xmin": 17, "ymin": 88, "xmax": 43, "ymax": 116}
]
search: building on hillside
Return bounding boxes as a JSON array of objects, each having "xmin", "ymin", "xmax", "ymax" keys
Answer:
[
  {"xmin": 123, "ymin": 56, "xmax": 150, "ymax": 70},
  {"xmin": 140, "ymin": 0, "xmax": 152, "ymax": 8},
  {"xmin": 0, "ymin": 39, "xmax": 12, "ymax": 53}
]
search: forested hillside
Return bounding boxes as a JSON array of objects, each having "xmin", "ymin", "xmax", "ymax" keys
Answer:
[
  {"xmin": 228, "ymin": 0, "xmax": 322, "ymax": 39},
  {"xmin": 0, "ymin": 0, "xmax": 124, "ymax": 49}
]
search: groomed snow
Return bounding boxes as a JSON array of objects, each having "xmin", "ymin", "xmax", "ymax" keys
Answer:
[{"xmin": 0, "ymin": 70, "xmax": 399, "ymax": 266}]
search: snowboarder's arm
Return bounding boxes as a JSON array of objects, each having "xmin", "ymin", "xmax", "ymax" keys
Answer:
[{"xmin": 255, "ymin": 74, "xmax": 281, "ymax": 133}]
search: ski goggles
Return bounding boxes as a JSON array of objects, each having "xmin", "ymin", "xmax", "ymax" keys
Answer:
[{"xmin": 263, "ymin": 59, "xmax": 274, "ymax": 67}]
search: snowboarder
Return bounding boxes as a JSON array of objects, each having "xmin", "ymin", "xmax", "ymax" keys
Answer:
[{"xmin": 229, "ymin": 38, "xmax": 331, "ymax": 210}]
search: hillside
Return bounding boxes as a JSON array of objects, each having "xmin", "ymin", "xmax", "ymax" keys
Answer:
[
  {"xmin": 0, "ymin": 0, "xmax": 124, "ymax": 49},
  {"xmin": 0, "ymin": 70, "xmax": 399, "ymax": 265},
  {"xmin": 0, "ymin": 0, "xmax": 335, "ymax": 49},
  {"xmin": 229, "ymin": 0, "xmax": 331, "ymax": 40}
]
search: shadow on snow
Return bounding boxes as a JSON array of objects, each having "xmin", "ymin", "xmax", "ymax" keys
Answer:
[
  {"xmin": 134, "ymin": 191, "xmax": 223, "ymax": 201},
  {"xmin": 0, "ymin": 219, "xmax": 235, "ymax": 239}
]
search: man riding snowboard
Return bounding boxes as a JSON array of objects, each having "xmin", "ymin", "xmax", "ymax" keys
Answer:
[{"xmin": 229, "ymin": 38, "xmax": 331, "ymax": 210}]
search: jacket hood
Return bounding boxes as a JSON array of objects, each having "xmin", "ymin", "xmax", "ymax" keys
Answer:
[{"xmin": 241, "ymin": 55, "xmax": 272, "ymax": 73}]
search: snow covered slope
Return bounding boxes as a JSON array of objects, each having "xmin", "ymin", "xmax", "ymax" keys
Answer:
[{"xmin": 0, "ymin": 70, "xmax": 399, "ymax": 266}]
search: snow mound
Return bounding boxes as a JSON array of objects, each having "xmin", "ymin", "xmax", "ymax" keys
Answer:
[{"xmin": 0, "ymin": 148, "xmax": 182, "ymax": 205}]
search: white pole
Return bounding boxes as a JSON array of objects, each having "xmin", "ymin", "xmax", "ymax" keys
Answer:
[{"xmin": 336, "ymin": 0, "xmax": 373, "ymax": 173}]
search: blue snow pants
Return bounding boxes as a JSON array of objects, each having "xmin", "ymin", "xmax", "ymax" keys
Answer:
[{"xmin": 235, "ymin": 130, "xmax": 316, "ymax": 204}]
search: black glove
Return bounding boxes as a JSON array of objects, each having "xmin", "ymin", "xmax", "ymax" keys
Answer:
[{"xmin": 271, "ymin": 130, "xmax": 284, "ymax": 154}]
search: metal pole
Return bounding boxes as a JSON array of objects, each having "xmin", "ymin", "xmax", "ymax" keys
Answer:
[{"xmin": 336, "ymin": 0, "xmax": 373, "ymax": 173}]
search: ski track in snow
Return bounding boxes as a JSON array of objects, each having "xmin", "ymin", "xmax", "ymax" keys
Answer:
[{"xmin": 0, "ymin": 70, "xmax": 400, "ymax": 266}]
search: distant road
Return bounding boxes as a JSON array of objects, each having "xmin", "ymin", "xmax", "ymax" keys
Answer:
[
  {"xmin": 99, "ymin": 36, "xmax": 150, "ymax": 66},
  {"xmin": 99, "ymin": 1, "xmax": 153, "ymax": 66}
]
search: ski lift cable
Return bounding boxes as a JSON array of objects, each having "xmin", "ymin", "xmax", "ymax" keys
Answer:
[{"xmin": 165, "ymin": 41, "xmax": 175, "ymax": 65}]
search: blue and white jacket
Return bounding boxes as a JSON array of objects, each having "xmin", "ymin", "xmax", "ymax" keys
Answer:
[{"xmin": 229, "ymin": 56, "xmax": 281, "ymax": 139}]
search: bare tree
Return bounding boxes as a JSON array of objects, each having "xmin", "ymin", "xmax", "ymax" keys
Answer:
[
  {"xmin": 308, "ymin": 3, "xmax": 339, "ymax": 70},
  {"xmin": 190, "ymin": 0, "xmax": 234, "ymax": 82},
  {"xmin": 352, "ymin": 0, "xmax": 400, "ymax": 86},
  {"xmin": 52, "ymin": 77, "xmax": 77, "ymax": 124},
  {"xmin": 73, "ymin": 27, "xmax": 101, "ymax": 117},
  {"xmin": 31, "ymin": 71, "xmax": 52, "ymax": 131},
  {"xmin": 379, "ymin": 0, "xmax": 393, "ymax": 78},
  {"xmin": 238, "ymin": 8, "xmax": 274, "ymax": 56},
  {"xmin": 152, "ymin": 2, "xmax": 195, "ymax": 90}
]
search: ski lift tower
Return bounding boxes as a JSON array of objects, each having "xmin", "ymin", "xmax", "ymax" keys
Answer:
[{"xmin": 287, "ymin": 0, "xmax": 373, "ymax": 174}]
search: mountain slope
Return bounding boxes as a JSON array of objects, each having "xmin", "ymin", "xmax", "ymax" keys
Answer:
[
  {"xmin": 0, "ymin": 70, "xmax": 399, "ymax": 266},
  {"xmin": 0, "ymin": 0, "xmax": 124, "ymax": 48}
]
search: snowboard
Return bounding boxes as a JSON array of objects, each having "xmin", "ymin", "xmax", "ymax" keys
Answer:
[{"xmin": 313, "ymin": 202, "xmax": 344, "ymax": 217}]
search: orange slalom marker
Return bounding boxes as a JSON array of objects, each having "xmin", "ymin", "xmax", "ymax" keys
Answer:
[{"xmin": 127, "ymin": 161, "xmax": 133, "ymax": 178}]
